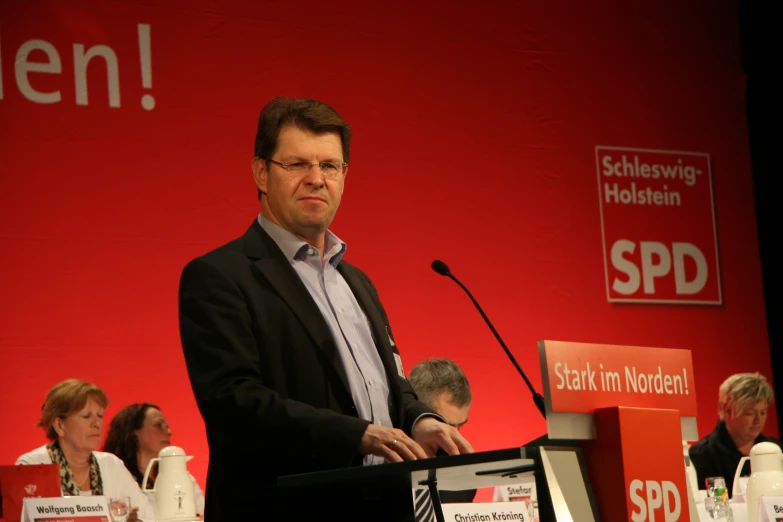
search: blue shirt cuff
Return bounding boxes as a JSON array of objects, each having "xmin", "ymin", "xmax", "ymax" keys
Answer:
[{"xmin": 411, "ymin": 412, "xmax": 445, "ymax": 433}]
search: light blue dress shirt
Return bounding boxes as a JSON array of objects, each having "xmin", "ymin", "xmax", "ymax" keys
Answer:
[{"xmin": 258, "ymin": 215, "xmax": 392, "ymax": 465}]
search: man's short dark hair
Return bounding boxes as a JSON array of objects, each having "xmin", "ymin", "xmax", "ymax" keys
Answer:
[
  {"xmin": 409, "ymin": 358, "xmax": 472, "ymax": 407},
  {"xmin": 253, "ymin": 97, "xmax": 352, "ymax": 181}
]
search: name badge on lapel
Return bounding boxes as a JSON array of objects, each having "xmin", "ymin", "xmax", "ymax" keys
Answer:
[
  {"xmin": 393, "ymin": 353, "xmax": 405, "ymax": 379},
  {"xmin": 387, "ymin": 326, "xmax": 406, "ymax": 378}
]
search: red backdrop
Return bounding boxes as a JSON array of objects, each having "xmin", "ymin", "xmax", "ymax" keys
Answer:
[{"xmin": 0, "ymin": 0, "xmax": 774, "ymax": 494}]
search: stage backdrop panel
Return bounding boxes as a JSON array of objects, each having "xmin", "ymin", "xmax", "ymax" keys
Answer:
[{"xmin": 0, "ymin": 0, "xmax": 774, "ymax": 493}]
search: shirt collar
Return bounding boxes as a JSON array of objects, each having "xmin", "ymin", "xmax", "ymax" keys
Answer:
[
  {"xmin": 257, "ymin": 214, "xmax": 347, "ymax": 266},
  {"xmin": 715, "ymin": 420, "xmax": 738, "ymax": 451}
]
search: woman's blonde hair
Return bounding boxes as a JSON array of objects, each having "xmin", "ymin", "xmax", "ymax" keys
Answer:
[
  {"xmin": 38, "ymin": 379, "xmax": 109, "ymax": 440},
  {"xmin": 718, "ymin": 372, "xmax": 774, "ymax": 419}
]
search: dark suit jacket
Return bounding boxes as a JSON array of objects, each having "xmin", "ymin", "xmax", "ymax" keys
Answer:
[{"xmin": 179, "ymin": 220, "xmax": 433, "ymax": 520}]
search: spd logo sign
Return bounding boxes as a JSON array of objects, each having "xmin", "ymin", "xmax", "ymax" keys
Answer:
[{"xmin": 595, "ymin": 146, "xmax": 721, "ymax": 304}]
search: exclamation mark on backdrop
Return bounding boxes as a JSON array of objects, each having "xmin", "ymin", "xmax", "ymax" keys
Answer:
[{"xmin": 138, "ymin": 23, "xmax": 155, "ymax": 110}]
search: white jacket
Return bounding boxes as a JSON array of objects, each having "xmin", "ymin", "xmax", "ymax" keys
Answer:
[{"xmin": 16, "ymin": 445, "xmax": 156, "ymax": 522}]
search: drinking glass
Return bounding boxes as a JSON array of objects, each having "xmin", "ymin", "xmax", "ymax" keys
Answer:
[
  {"xmin": 705, "ymin": 476, "xmax": 727, "ymax": 500},
  {"xmin": 108, "ymin": 496, "xmax": 131, "ymax": 522},
  {"xmin": 704, "ymin": 496, "xmax": 734, "ymax": 521}
]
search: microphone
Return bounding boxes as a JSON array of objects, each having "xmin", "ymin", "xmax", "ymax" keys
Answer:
[{"xmin": 431, "ymin": 260, "xmax": 547, "ymax": 418}]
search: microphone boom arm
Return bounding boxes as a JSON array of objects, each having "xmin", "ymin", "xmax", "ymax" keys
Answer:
[{"xmin": 434, "ymin": 261, "xmax": 547, "ymax": 418}]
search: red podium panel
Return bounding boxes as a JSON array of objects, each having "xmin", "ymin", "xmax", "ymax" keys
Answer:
[{"xmin": 582, "ymin": 407, "xmax": 690, "ymax": 522}]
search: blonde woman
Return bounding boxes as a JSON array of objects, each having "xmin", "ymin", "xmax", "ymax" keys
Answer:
[
  {"xmin": 16, "ymin": 379, "xmax": 155, "ymax": 521},
  {"xmin": 689, "ymin": 372, "xmax": 781, "ymax": 497}
]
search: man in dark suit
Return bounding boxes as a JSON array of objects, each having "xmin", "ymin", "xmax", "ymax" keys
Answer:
[{"xmin": 178, "ymin": 97, "xmax": 473, "ymax": 521}]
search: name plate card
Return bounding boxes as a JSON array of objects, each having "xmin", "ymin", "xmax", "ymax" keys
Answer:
[
  {"xmin": 492, "ymin": 481, "xmax": 537, "ymax": 503},
  {"xmin": 758, "ymin": 495, "xmax": 783, "ymax": 522},
  {"xmin": 441, "ymin": 501, "xmax": 534, "ymax": 522},
  {"xmin": 22, "ymin": 496, "xmax": 110, "ymax": 522}
]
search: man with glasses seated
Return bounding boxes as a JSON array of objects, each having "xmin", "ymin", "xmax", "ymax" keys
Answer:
[{"xmin": 178, "ymin": 97, "xmax": 474, "ymax": 521}]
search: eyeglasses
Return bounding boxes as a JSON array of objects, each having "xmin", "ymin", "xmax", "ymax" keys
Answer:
[{"xmin": 266, "ymin": 158, "xmax": 348, "ymax": 177}]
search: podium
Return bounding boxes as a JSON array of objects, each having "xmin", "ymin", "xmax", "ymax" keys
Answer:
[
  {"xmin": 538, "ymin": 340, "xmax": 700, "ymax": 522},
  {"xmin": 278, "ymin": 443, "xmax": 600, "ymax": 522},
  {"xmin": 279, "ymin": 339, "xmax": 700, "ymax": 521}
]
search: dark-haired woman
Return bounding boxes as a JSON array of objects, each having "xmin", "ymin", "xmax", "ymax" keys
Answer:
[{"xmin": 103, "ymin": 403, "xmax": 205, "ymax": 515}]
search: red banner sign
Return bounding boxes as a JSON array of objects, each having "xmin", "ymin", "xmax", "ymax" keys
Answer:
[
  {"xmin": 539, "ymin": 340, "xmax": 697, "ymax": 416},
  {"xmin": 596, "ymin": 146, "xmax": 721, "ymax": 304}
]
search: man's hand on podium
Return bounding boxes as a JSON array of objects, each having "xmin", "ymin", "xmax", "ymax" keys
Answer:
[
  {"xmin": 412, "ymin": 417, "xmax": 474, "ymax": 458},
  {"xmin": 359, "ymin": 424, "xmax": 429, "ymax": 463}
]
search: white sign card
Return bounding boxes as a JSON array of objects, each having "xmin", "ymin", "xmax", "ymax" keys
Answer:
[
  {"xmin": 441, "ymin": 501, "xmax": 534, "ymax": 522},
  {"xmin": 757, "ymin": 495, "xmax": 783, "ymax": 522},
  {"xmin": 22, "ymin": 496, "xmax": 110, "ymax": 522},
  {"xmin": 492, "ymin": 480, "xmax": 537, "ymax": 502}
]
